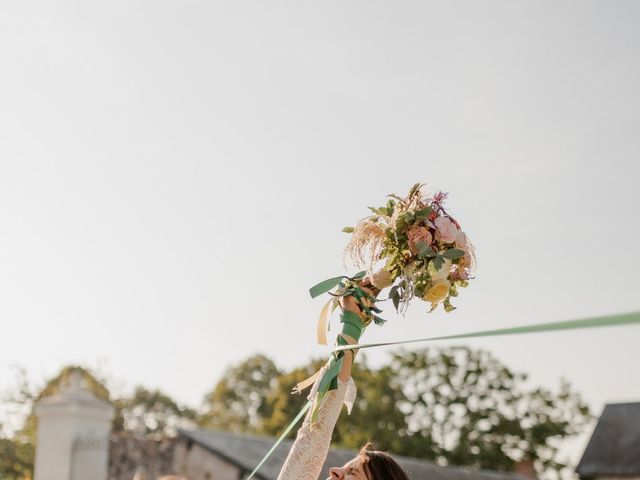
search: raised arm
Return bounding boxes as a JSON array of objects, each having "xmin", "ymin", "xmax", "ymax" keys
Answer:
[
  {"xmin": 276, "ymin": 374, "xmax": 354, "ymax": 480},
  {"xmin": 277, "ymin": 281, "xmax": 374, "ymax": 480}
]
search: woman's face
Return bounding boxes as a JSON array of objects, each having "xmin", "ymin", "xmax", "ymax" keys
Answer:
[{"xmin": 328, "ymin": 456, "xmax": 370, "ymax": 480}]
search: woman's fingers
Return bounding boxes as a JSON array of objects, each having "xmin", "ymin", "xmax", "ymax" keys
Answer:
[{"xmin": 339, "ymin": 279, "xmax": 377, "ymax": 320}]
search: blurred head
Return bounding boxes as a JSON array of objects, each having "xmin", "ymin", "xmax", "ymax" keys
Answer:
[{"xmin": 328, "ymin": 442, "xmax": 411, "ymax": 480}]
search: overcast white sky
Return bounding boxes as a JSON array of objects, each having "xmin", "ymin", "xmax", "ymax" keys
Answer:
[{"xmin": 1, "ymin": 0, "xmax": 639, "ymax": 465}]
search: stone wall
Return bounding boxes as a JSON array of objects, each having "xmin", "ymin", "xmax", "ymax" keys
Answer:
[
  {"xmin": 109, "ymin": 433, "xmax": 176, "ymax": 480},
  {"xmin": 173, "ymin": 438, "xmax": 242, "ymax": 480}
]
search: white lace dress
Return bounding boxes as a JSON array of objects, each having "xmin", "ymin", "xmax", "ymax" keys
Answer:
[{"xmin": 277, "ymin": 378, "xmax": 356, "ymax": 480}]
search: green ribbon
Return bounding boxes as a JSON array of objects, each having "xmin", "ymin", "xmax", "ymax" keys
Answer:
[
  {"xmin": 334, "ymin": 311, "xmax": 640, "ymax": 352},
  {"xmin": 316, "ymin": 357, "xmax": 344, "ymax": 395},
  {"xmin": 340, "ymin": 310, "xmax": 365, "ymax": 340},
  {"xmin": 309, "ymin": 276, "xmax": 346, "ymax": 299},
  {"xmin": 308, "ymin": 271, "xmax": 367, "ymax": 299},
  {"xmin": 311, "ymin": 357, "xmax": 344, "ymax": 423}
]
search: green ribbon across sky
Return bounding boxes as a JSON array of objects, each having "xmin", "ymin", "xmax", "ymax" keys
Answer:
[
  {"xmin": 334, "ymin": 311, "xmax": 640, "ymax": 352},
  {"xmin": 245, "ymin": 310, "xmax": 640, "ymax": 480}
]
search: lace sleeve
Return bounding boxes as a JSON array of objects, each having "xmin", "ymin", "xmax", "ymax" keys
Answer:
[{"xmin": 277, "ymin": 378, "xmax": 355, "ymax": 480}]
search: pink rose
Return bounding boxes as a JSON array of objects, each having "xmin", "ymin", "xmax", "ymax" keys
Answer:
[
  {"xmin": 407, "ymin": 226, "xmax": 433, "ymax": 255},
  {"xmin": 455, "ymin": 231, "xmax": 468, "ymax": 251},
  {"xmin": 434, "ymin": 216, "xmax": 458, "ymax": 243}
]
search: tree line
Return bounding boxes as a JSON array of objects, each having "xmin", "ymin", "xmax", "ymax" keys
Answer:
[{"xmin": 0, "ymin": 346, "xmax": 592, "ymax": 480}]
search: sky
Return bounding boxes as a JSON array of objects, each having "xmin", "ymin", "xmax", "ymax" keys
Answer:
[{"xmin": 1, "ymin": 0, "xmax": 639, "ymax": 467}]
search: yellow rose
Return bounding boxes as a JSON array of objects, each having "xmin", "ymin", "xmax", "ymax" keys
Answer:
[
  {"xmin": 428, "ymin": 258, "xmax": 452, "ymax": 281},
  {"xmin": 423, "ymin": 279, "xmax": 451, "ymax": 305}
]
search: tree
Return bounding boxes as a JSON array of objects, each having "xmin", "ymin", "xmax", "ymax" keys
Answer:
[
  {"xmin": 255, "ymin": 347, "xmax": 591, "ymax": 480},
  {"xmin": 37, "ymin": 365, "xmax": 110, "ymax": 400},
  {"xmin": 260, "ymin": 359, "xmax": 326, "ymax": 437},
  {"xmin": 389, "ymin": 347, "xmax": 592, "ymax": 479},
  {"xmin": 333, "ymin": 361, "xmax": 409, "ymax": 454},
  {"xmin": 0, "ymin": 424, "xmax": 33, "ymax": 480},
  {"xmin": 113, "ymin": 386, "xmax": 198, "ymax": 438},
  {"xmin": 199, "ymin": 354, "xmax": 281, "ymax": 433},
  {"xmin": 9, "ymin": 365, "xmax": 196, "ymax": 440}
]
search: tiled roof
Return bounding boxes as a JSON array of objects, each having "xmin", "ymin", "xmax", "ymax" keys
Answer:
[
  {"xmin": 576, "ymin": 402, "xmax": 640, "ymax": 478},
  {"xmin": 178, "ymin": 428, "xmax": 526, "ymax": 480}
]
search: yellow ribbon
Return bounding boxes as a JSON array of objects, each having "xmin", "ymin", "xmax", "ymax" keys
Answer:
[
  {"xmin": 316, "ymin": 298, "xmax": 337, "ymax": 345},
  {"xmin": 294, "ymin": 298, "xmax": 342, "ymax": 394},
  {"xmin": 292, "ymin": 367, "xmax": 324, "ymax": 395}
]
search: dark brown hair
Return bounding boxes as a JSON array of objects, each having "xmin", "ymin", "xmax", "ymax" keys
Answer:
[{"xmin": 359, "ymin": 442, "xmax": 411, "ymax": 480}]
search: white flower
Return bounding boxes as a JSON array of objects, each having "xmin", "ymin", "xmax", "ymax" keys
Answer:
[{"xmin": 371, "ymin": 269, "xmax": 394, "ymax": 290}]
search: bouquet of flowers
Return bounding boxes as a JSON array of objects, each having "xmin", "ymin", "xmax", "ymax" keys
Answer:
[
  {"xmin": 343, "ymin": 182, "xmax": 475, "ymax": 314},
  {"xmin": 301, "ymin": 183, "xmax": 475, "ymax": 418}
]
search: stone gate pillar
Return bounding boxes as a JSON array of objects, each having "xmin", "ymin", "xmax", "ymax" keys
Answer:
[{"xmin": 34, "ymin": 371, "xmax": 114, "ymax": 480}]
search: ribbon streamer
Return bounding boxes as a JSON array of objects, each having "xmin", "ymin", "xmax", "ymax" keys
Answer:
[
  {"xmin": 316, "ymin": 298, "xmax": 336, "ymax": 346},
  {"xmin": 292, "ymin": 368, "xmax": 323, "ymax": 395},
  {"xmin": 333, "ymin": 311, "xmax": 640, "ymax": 352}
]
